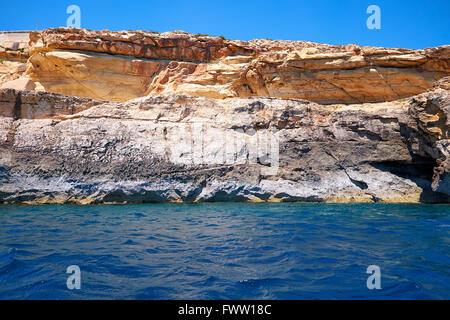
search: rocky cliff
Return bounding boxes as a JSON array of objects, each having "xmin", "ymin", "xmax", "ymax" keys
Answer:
[
  {"xmin": 0, "ymin": 28, "xmax": 449, "ymax": 204},
  {"xmin": 23, "ymin": 29, "xmax": 450, "ymax": 103}
]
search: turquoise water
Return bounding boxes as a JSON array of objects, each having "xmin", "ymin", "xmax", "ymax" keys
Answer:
[{"xmin": 0, "ymin": 203, "xmax": 449, "ymax": 300}]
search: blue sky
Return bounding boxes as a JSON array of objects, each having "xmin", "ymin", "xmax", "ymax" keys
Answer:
[{"xmin": 0, "ymin": 0, "xmax": 448, "ymax": 49}]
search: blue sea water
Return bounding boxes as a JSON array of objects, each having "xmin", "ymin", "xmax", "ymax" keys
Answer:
[{"xmin": 0, "ymin": 203, "xmax": 449, "ymax": 300}]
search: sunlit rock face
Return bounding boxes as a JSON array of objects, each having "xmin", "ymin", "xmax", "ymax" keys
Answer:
[
  {"xmin": 21, "ymin": 28, "xmax": 450, "ymax": 103},
  {"xmin": 0, "ymin": 31, "xmax": 29, "ymax": 61},
  {"xmin": 0, "ymin": 86, "xmax": 448, "ymax": 204},
  {"xmin": 0, "ymin": 28, "xmax": 448, "ymax": 204}
]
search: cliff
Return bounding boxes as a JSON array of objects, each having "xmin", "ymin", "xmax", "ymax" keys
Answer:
[
  {"xmin": 0, "ymin": 28, "xmax": 449, "ymax": 204},
  {"xmin": 22, "ymin": 28, "xmax": 450, "ymax": 103}
]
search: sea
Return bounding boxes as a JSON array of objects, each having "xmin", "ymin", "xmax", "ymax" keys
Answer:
[{"xmin": 0, "ymin": 203, "xmax": 449, "ymax": 299}]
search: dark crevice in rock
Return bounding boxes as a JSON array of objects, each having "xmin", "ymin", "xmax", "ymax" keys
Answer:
[
  {"xmin": 349, "ymin": 127, "xmax": 383, "ymax": 141},
  {"xmin": 370, "ymin": 159, "xmax": 450, "ymax": 203},
  {"xmin": 2, "ymin": 94, "xmax": 21, "ymax": 148},
  {"xmin": 348, "ymin": 176, "xmax": 369, "ymax": 190},
  {"xmin": 370, "ymin": 159, "xmax": 434, "ymax": 180},
  {"xmin": 12, "ymin": 91, "xmax": 21, "ymax": 120}
]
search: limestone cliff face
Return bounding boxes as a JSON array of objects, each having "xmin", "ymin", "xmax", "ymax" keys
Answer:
[
  {"xmin": 0, "ymin": 86, "xmax": 448, "ymax": 204},
  {"xmin": 23, "ymin": 28, "xmax": 450, "ymax": 103},
  {"xmin": 0, "ymin": 28, "xmax": 449, "ymax": 204}
]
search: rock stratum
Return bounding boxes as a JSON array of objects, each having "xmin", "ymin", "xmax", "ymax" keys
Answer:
[{"xmin": 0, "ymin": 28, "xmax": 449, "ymax": 204}]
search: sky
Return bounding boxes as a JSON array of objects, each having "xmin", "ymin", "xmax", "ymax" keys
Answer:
[{"xmin": 0, "ymin": 0, "xmax": 448, "ymax": 49}]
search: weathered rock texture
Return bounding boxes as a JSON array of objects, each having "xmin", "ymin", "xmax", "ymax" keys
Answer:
[
  {"xmin": 0, "ymin": 61, "xmax": 27, "ymax": 88},
  {"xmin": 0, "ymin": 28, "xmax": 449, "ymax": 204},
  {"xmin": 0, "ymin": 86, "xmax": 448, "ymax": 204},
  {"xmin": 0, "ymin": 89, "xmax": 103, "ymax": 119},
  {"xmin": 0, "ymin": 31, "xmax": 29, "ymax": 90},
  {"xmin": 23, "ymin": 28, "xmax": 450, "ymax": 103},
  {"xmin": 0, "ymin": 31, "xmax": 30, "ymax": 61}
]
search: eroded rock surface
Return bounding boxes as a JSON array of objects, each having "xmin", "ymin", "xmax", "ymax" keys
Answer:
[
  {"xmin": 409, "ymin": 83, "xmax": 450, "ymax": 195},
  {"xmin": 0, "ymin": 31, "xmax": 30, "ymax": 61},
  {"xmin": 0, "ymin": 28, "xmax": 448, "ymax": 204},
  {"xmin": 0, "ymin": 61, "xmax": 27, "ymax": 88},
  {"xmin": 22, "ymin": 28, "xmax": 450, "ymax": 103},
  {"xmin": 0, "ymin": 89, "xmax": 103, "ymax": 119},
  {"xmin": 0, "ymin": 86, "xmax": 448, "ymax": 204}
]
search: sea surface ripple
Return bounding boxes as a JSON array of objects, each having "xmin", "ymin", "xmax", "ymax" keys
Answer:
[{"xmin": 0, "ymin": 203, "xmax": 449, "ymax": 299}]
